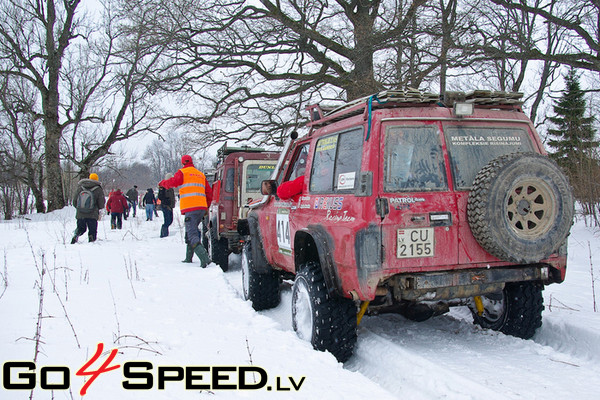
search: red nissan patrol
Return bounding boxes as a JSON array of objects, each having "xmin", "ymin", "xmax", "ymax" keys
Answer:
[
  {"xmin": 239, "ymin": 90, "xmax": 574, "ymax": 362},
  {"xmin": 206, "ymin": 145, "xmax": 279, "ymax": 271}
]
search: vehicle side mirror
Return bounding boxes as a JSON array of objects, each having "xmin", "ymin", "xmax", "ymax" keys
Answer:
[{"xmin": 261, "ymin": 180, "xmax": 277, "ymax": 195}]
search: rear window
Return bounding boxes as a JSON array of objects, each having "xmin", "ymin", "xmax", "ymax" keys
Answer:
[
  {"xmin": 384, "ymin": 125, "xmax": 447, "ymax": 192},
  {"xmin": 444, "ymin": 125, "xmax": 534, "ymax": 189},
  {"xmin": 245, "ymin": 164, "xmax": 276, "ymax": 193}
]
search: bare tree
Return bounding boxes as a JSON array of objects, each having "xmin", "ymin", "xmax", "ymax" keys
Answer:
[
  {"xmin": 0, "ymin": 0, "xmax": 89, "ymax": 211},
  {"xmin": 0, "ymin": 77, "xmax": 45, "ymax": 214},
  {"xmin": 477, "ymin": 1, "xmax": 600, "ymax": 75},
  {"xmin": 137, "ymin": 0, "xmax": 433, "ymax": 147}
]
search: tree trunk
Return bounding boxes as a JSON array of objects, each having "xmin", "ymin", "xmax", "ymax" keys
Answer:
[{"xmin": 345, "ymin": 3, "xmax": 380, "ymax": 100}]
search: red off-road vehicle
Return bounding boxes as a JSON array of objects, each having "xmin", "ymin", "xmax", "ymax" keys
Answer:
[
  {"xmin": 206, "ymin": 145, "xmax": 279, "ymax": 271},
  {"xmin": 239, "ymin": 90, "xmax": 574, "ymax": 362}
]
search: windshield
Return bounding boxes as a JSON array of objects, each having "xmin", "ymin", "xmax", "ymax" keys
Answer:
[
  {"xmin": 444, "ymin": 125, "xmax": 534, "ymax": 189},
  {"xmin": 245, "ymin": 164, "xmax": 276, "ymax": 192}
]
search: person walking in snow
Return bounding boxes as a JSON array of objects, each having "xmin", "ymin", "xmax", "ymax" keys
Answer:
[
  {"xmin": 71, "ymin": 173, "xmax": 106, "ymax": 244},
  {"xmin": 106, "ymin": 189, "xmax": 129, "ymax": 229},
  {"xmin": 142, "ymin": 188, "xmax": 157, "ymax": 221},
  {"xmin": 125, "ymin": 185, "xmax": 139, "ymax": 218},
  {"xmin": 159, "ymin": 155, "xmax": 212, "ymax": 267},
  {"xmin": 158, "ymin": 173, "xmax": 176, "ymax": 238}
]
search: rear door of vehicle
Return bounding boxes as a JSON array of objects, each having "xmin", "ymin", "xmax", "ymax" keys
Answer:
[
  {"xmin": 377, "ymin": 121, "xmax": 459, "ymax": 271},
  {"xmin": 442, "ymin": 121, "xmax": 537, "ymax": 264}
]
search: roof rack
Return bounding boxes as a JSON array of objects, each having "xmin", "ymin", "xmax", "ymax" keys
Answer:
[
  {"xmin": 217, "ymin": 144, "xmax": 267, "ymax": 160},
  {"xmin": 306, "ymin": 89, "xmax": 524, "ymax": 127}
]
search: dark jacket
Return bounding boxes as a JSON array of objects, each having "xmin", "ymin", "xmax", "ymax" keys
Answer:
[
  {"xmin": 158, "ymin": 187, "xmax": 176, "ymax": 211},
  {"xmin": 142, "ymin": 189, "xmax": 156, "ymax": 206},
  {"xmin": 125, "ymin": 187, "xmax": 139, "ymax": 203},
  {"xmin": 73, "ymin": 179, "xmax": 106, "ymax": 220},
  {"xmin": 106, "ymin": 190, "xmax": 129, "ymax": 214}
]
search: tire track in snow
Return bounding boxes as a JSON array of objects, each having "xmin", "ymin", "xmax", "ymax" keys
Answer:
[{"xmin": 224, "ymin": 258, "xmax": 600, "ymax": 399}]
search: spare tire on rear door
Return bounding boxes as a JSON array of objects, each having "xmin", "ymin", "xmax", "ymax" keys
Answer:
[{"xmin": 467, "ymin": 152, "xmax": 574, "ymax": 263}]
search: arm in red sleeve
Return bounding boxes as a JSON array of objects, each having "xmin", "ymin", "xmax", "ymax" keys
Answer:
[
  {"xmin": 159, "ymin": 170, "xmax": 184, "ymax": 189},
  {"xmin": 277, "ymin": 176, "xmax": 304, "ymax": 200}
]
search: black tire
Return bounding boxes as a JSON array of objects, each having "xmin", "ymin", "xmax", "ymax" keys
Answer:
[
  {"xmin": 208, "ymin": 225, "xmax": 229, "ymax": 272},
  {"xmin": 292, "ymin": 261, "xmax": 357, "ymax": 362},
  {"xmin": 471, "ymin": 281, "xmax": 544, "ymax": 339},
  {"xmin": 247, "ymin": 213, "xmax": 271, "ymax": 273},
  {"xmin": 241, "ymin": 241, "xmax": 280, "ymax": 310},
  {"xmin": 467, "ymin": 153, "xmax": 574, "ymax": 263},
  {"xmin": 201, "ymin": 218, "xmax": 209, "ymax": 251}
]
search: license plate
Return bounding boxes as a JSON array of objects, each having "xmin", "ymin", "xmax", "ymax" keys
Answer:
[{"xmin": 397, "ymin": 228, "xmax": 434, "ymax": 258}]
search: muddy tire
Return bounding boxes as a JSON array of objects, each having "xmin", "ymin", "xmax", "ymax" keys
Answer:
[
  {"xmin": 292, "ymin": 261, "xmax": 357, "ymax": 362},
  {"xmin": 467, "ymin": 153, "xmax": 574, "ymax": 263},
  {"xmin": 241, "ymin": 241, "xmax": 280, "ymax": 311},
  {"xmin": 471, "ymin": 281, "xmax": 544, "ymax": 339},
  {"xmin": 208, "ymin": 225, "xmax": 229, "ymax": 272}
]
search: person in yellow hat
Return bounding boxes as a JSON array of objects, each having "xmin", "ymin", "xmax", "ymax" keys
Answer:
[{"xmin": 71, "ymin": 173, "xmax": 106, "ymax": 244}]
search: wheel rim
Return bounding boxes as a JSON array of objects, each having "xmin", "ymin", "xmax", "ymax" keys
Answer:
[
  {"xmin": 479, "ymin": 293, "xmax": 506, "ymax": 323},
  {"xmin": 506, "ymin": 178, "xmax": 556, "ymax": 239},
  {"xmin": 241, "ymin": 248, "xmax": 250, "ymax": 300},
  {"xmin": 293, "ymin": 279, "xmax": 314, "ymax": 341}
]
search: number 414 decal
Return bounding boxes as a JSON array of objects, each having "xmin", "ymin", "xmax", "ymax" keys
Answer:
[{"xmin": 276, "ymin": 209, "xmax": 292, "ymax": 255}]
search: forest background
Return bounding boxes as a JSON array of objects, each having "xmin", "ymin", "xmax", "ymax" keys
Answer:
[{"xmin": 1, "ymin": 0, "xmax": 599, "ymax": 224}]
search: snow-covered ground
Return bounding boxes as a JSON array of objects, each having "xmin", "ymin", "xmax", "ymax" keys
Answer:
[{"xmin": 0, "ymin": 207, "xmax": 599, "ymax": 399}]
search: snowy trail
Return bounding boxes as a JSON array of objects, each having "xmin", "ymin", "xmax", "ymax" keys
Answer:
[{"xmin": 224, "ymin": 256, "xmax": 600, "ymax": 400}]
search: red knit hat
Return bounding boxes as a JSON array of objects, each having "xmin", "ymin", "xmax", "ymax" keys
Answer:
[{"xmin": 181, "ymin": 155, "xmax": 193, "ymax": 166}]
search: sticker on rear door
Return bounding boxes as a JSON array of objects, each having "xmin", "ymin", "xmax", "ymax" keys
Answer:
[{"xmin": 397, "ymin": 228, "xmax": 434, "ymax": 258}]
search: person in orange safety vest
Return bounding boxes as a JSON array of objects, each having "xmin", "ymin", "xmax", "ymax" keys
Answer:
[{"xmin": 159, "ymin": 155, "xmax": 212, "ymax": 267}]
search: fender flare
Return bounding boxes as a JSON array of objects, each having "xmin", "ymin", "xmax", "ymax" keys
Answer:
[
  {"xmin": 295, "ymin": 226, "xmax": 344, "ymax": 297},
  {"xmin": 247, "ymin": 212, "xmax": 275, "ymax": 274}
]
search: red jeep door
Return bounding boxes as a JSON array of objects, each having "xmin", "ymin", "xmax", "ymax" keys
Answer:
[{"xmin": 377, "ymin": 121, "xmax": 459, "ymax": 272}]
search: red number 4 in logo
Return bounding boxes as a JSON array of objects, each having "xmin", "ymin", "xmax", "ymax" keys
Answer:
[{"xmin": 76, "ymin": 343, "xmax": 121, "ymax": 396}]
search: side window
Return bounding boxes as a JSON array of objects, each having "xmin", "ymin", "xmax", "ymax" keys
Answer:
[
  {"xmin": 287, "ymin": 144, "xmax": 310, "ymax": 181},
  {"xmin": 225, "ymin": 168, "xmax": 234, "ymax": 192},
  {"xmin": 384, "ymin": 125, "xmax": 447, "ymax": 192},
  {"xmin": 310, "ymin": 128, "xmax": 363, "ymax": 193},
  {"xmin": 334, "ymin": 129, "xmax": 363, "ymax": 191}
]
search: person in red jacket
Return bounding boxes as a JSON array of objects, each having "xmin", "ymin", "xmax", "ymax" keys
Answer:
[
  {"xmin": 106, "ymin": 189, "xmax": 129, "ymax": 229},
  {"xmin": 159, "ymin": 155, "xmax": 212, "ymax": 267}
]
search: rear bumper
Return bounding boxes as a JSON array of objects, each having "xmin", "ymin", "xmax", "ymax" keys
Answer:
[{"xmin": 386, "ymin": 262, "xmax": 562, "ymax": 302}]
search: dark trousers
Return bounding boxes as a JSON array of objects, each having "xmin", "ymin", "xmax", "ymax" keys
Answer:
[
  {"xmin": 128, "ymin": 200, "xmax": 137, "ymax": 216},
  {"xmin": 75, "ymin": 218, "xmax": 98, "ymax": 242},
  {"xmin": 160, "ymin": 208, "xmax": 173, "ymax": 237},
  {"xmin": 184, "ymin": 209, "xmax": 206, "ymax": 246},
  {"xmin": 110, "ymin": 212, "xmax": 123, "ymax": 229}
]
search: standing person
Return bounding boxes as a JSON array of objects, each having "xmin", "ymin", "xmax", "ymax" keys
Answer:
[
  {"xmin": 158, "ymin": 173, "xmax": 176, "ymax": 238},
  {"xmin": 142, "ymin": 188, "xmax": 157, "ymax": 221},
  {"xmin": 159, "ymin": 155, "xmax": 212, "ymax": 267},
  {"xmin": 71, "ymin": 173, "xmax": 106, "ymax": 244},
  {"xmin": 106, "ymin": 189, "xmax": 129, "ymax": 229},
  {"xmin": 125, "ymin": 185, "xmax": 139, "ymax": 217}
]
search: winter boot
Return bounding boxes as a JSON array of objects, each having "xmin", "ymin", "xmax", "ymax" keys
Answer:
[
  {"xmin": 182, "ymin": 244, "xmax": 194, "ymax": 263},
  {"xmin": 192, "ymin": 243, "xmax": 210, "ymax": 268},
  {"xmin": 71, "ymin": 234, "xmax": 79, "ymax": 244}
]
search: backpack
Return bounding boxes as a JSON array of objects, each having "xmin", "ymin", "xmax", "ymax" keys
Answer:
[
  {"xmin": 157, "ymin": 187, "xmax": 171, "ymax": 207},
  {"xmin": 76, "ymin": 187, "xmax": 96, "ymax": 213}
]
